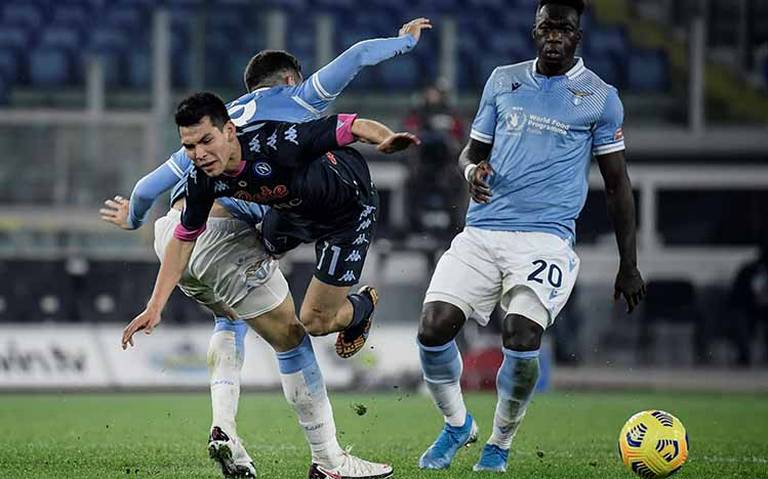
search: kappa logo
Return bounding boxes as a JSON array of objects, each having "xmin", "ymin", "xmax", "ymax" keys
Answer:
[
  {"xmin": 249, "ymin": 136, "xmax": 261, "ymax": 153},
  {"xmin": 267, "ymin": 130, "xmax": 278, "ymax": 150},
  {"xmin": 253, "ymin": 162, "xmax": 272, "ymax": 176},
  {"xmin": 284, "ymin": 124, "xmax": 299, "ymax": 145},
  {"xmin": 357, "ymin": 218, "xmax": 372, "ymax": 232},
  {"xmin": 345, "ymin": 250, "xmax": 362, "ymax": 262},
  {"xmin": 339, "ymin": 271, "xmax": 357, "ymax": 283},
  {"xmin": 352, "ymin": 234, "xmax": 368, "ymax": 246},
  {"xmin": 213, "ymin": 181, "xmax": 229, "ymax": 193}
]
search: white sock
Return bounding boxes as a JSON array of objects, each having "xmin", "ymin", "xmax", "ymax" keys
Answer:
[
  {"xmin": 208, "ymin": 319, "xmax": 247, "ymax": 437},
  {"xmin": 419, "ymin": 340, "xmax": 467, "ymax": 427},
  {"xmin": 277, "ymin": 335, "xmax": 344, "ymax": 467}
]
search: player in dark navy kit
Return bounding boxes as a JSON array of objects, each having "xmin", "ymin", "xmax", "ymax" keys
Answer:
[{"xmin": 126, "ymin": 92, "xmax": 419, "ymax": 365}]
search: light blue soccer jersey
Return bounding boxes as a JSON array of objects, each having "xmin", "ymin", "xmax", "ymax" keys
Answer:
[
  {"xmin": 127, "ymin": 34, "xmax": 416, "ymax": 228},
  {"xmin": 467, "ymin": 58, "xmax": 625, "ymax": 242}
]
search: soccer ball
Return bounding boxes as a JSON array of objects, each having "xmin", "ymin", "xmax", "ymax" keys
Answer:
[{"xmin": 618, "ymin": 410, "xmax": 689, "ymax": 478}]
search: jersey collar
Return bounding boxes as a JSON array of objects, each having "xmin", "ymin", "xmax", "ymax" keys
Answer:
[
  {"xmin": 531, "ymin": 57, "xmax": 586, "ymax": 80},
  {"xmin": 222, "ymin": 160, "xmax": 246, "ymax": 177}
]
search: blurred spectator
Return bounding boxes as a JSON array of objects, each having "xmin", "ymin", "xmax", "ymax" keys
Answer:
[
  {"xmin": 729, "ymin": 234, "xmax": 768, "ymax": 366},
  {"xmin": 402, "ymin": 80, "xmax": 466, "ymax": 239}
]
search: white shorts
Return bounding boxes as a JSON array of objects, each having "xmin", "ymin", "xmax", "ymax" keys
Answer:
[
  {"xmin": 154, "ymin": 209, "xmax": 289, "ymax": 320},
  {"xmin": 424, "ymin": 227, "xmax": 580, "ymax": 330}
]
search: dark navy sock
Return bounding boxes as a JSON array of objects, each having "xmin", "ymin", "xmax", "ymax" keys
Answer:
[{"xmin": 346, "ymin": 292, "xmax": 374, "ymax": 329}]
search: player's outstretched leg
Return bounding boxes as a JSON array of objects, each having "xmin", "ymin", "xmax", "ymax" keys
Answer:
[
  {"xmin": 417, "ymin": 301, "xmax": 477, "ymax": 470},
  {"xmin": 474, "ymin": 314, "xmax": 542, "ymax": 473},
  {"xmin": 207, "ymin": 318, "xmax": 256, "ymax": 478},
  {"xmin": 277, "ymin": 334, "xmax": 393, "ymax": 478},
  {"xmin": 335, "ymin": 285, "xmax": 378, "ymax": 358}
]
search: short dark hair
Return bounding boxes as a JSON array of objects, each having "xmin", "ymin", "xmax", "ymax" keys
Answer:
[
  {"xmin": 243, "ymin": 50, "xmax": 302, "ymax": 92},
  {"xmin": 538, "ymin": 0, "xmax": 586, "ymax": 16},
  {"xmin": 175, "ymin": 92, "xmax": 231, "ymax": 130}
]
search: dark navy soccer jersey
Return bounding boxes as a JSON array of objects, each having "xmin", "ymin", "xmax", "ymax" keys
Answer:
[{"xmin": 176, "ymin": 114, "xmax": 368, "ymax": 241}]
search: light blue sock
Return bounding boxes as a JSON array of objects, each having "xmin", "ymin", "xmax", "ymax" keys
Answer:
[
  {"xmin": 276, "ymin": 335, "xmax": 343, "ymax": 467},
  {"xmin": 419, "ymin": 340, "xmax": 468, "ymax": 427},
  {"xmin": 488, "ymin": 348, "xmax": 540, "ymax": 449}
]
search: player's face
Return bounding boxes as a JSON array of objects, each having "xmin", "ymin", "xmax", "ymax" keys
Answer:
[
  {"xmin": 533, "ymin": 5, "xmax": 582, "ymax": 67},
  {"xmin": 179, "ymin": 116, "xmax": 236, "ymax": 177}
]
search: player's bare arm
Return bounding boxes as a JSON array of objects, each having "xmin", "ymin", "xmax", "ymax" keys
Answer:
[
  {"xmin": 398, "ymin": 17, "xmax": 432, "ymax": 42},
  {"xmin": 351, "ymin": 118, "xmax": 421, "ymax": 153},
  {"xmin": 458, "ymin": 139, "xmax": 494, "ymax": 204},
  {"xmin": 121, "ymin": 237, "xmax": 196, "ymax": 349},
  {"xmin": 596, "ymin": 150, "xmax": 646, "ymax": 313}
]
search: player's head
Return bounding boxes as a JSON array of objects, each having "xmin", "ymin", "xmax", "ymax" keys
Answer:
[
  {"xmin": 175, "ymin": 92, "xmax": 238, "ymax": 177},
  {"xmin": 533, "ymin": 0, "xmax": 584, "ymax": 70},
  {"xmin": 243, "ymin": 50, "xmax": 303, "ymax": 92}
]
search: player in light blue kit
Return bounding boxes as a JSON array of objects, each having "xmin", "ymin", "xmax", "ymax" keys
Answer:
[
  {"xmin": 101, "ymin": 18, "xmax": 430, "ymax": 479},
  {"xmin": 415, "ymin": 1, "xmax": 646, "ymax": 473}
]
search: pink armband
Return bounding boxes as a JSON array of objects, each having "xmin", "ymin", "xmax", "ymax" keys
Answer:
[
  {"xmin": 174, "ymin": 222, "xmax": 206, "ymax": 241},
  {"xmin": 335, "ymin": 113, "xmax": 358, "ymax": 146}
]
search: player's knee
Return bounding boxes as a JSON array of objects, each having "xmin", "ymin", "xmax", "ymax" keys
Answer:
[
  {"xmin": 417, "ymin": 302, "xmax": 464, "ymax": 347},
  {"xmin": 503, "ymin": 315, "xmax": 544, "ymax": 351},
  {"xmin": 300, "ymin": 309, "xmax": 334, "ymax": 337}
]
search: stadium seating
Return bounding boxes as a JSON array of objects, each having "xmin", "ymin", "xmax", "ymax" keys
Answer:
[{"xmin": 0, "ymin": 0, "xmax": 680, "ymax": 100}]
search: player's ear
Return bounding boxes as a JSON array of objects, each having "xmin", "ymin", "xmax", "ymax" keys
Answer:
[{"xmin": 224, "ymin": 120, "xmax": 236, "ymax": 140}]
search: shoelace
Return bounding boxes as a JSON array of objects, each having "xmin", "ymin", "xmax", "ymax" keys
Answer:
[
  {"xmin": 336, "ymin": 450, "xmax": 384, "ymax": 475},
  {"xmin": 482, "ymin": 445, "xmax": 507, "ymax": 464},
  {"xmin": 431, "ymin": 425, "xmax": 466, "ymax": 453}
]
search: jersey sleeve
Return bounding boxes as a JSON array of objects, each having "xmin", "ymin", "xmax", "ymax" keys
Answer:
[
  {"xmin": 175, "ymin": 169, "xmax": 214, "ymax": 241},
  {"xmin": 127, "ymin": 148, "xmax": 192, "ymax": 229},
  {"xmin": 470, "ymin": 68, "xmax": 499, "ymax": 144},
  {"xmin": 592, "ymin": 88, "xmax": 626, "ymax": 156},
  {"xmin": 217, "ymin": 198, "xmax": 268, "ymax": 225},
  {"xmin": 266, "ymin": 114, "xmax": 358, "ymax": 166},
  {"xmin": 295, "ymin": 35, "xmax": 416, "ymax": 111}
]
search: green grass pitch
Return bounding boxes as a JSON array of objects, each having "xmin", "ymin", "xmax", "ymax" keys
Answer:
[{"xmin": 1, "ymin": 391, "xmax": 766, "ymax": 478}]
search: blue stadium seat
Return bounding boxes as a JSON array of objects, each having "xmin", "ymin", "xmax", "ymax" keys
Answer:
[
  {"xmin": 376, "ymin": 55, "xmax": 421, "ymax": 90},
  {"xmin": 103, "ymin": 6, "xmax": 147, "ymax": 31},
  {"xmin": 29, "ymin": 48, "xmax": 72, "ymax": 86},
  {"xmin": 51, "ymin": 5, "xmax": 91, "ymax": 28},
  {"xmin": 627, "ymin": 50, "xmax": 668, "ymax": 92},
  {"xmin": 126, "ymin": 50, "xmax": 151, "ymax": 88},
  {"xmin": 39, "ymin": 26, "xmax": 82, "ymax": 52},
  {"xmin": 0, "ymin": 49, "xmax": 19, "ymax": 81},
  {"xmin": 2, "ymin": 3, "xmax": 45, "ymax": 31},
  {"xmin": 0, "ymin": 75, "xmax": 7, "ymax": 105},
  {"xmin": 0, "ymin": 25, "xmax": 29, "ymax": 50},
  {"xmin": 586, "ymin": 55, "xmax": 623, "ymax": 88},
  {"xmin": 584, "ymin": 26, "xmax": 628, "ymax": 60},
  {"xmin": 88, "ymin": 28, "xmax": 131, "ymax": 53}
]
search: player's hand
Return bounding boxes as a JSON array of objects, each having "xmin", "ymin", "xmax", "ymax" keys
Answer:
[
  {"xmin": 100, "ymin": 195, "xmax": 132, "ymax": 230},
  {"xmin": 377, "ymin": 132, "xmax": 421, "ymax": 154},
  {"xmin": 399, "ymin": 18, "xmax": 432, "ymax": 43},
  {"xmin": 614, "ymin": 264, "xmax": 646, "ymax": 314},
  {"xmin": 468, "ymin": 161, "xmax": 493, "ymax": 204},
  {"xmin": 121, "ymin": 308, "xmax": 162, "ymax": 350}
]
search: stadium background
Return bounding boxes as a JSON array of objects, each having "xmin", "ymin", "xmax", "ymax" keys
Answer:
[{"xmin": 1, "ymin": 0, "xmax": 767, "ymax": 478}]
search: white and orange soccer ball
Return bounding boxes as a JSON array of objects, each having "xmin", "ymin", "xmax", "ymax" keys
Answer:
[{"xmin": 618, "ymin": 410, "xmax": 689, "ymax": 479}]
